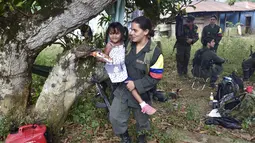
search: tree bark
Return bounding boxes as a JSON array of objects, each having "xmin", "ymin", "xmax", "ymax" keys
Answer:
[
  {"xmin": 0, "ymin": 0, "xmax": 115, "ymax": 125},
  {"xmin": 34, "ymin": 44, "xmax": 99, "ymax": 127},
  {"xmin": 0, "ymin": 37, "xmax": 31, "ymax": 115},
  {"xmin": 26, "ymin": 0, "xmax": 115, "ymax": 52}
]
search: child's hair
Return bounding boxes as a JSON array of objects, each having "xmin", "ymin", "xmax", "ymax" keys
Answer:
[
  {"xmin": 105, "ymin": 22, "xmax": 128, "ymax": 44},
  {"xmin": 132, "ymin": 16, "xmax": 154, "ymax": 37}
]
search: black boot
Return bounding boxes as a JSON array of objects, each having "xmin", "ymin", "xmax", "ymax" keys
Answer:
[
  {"xmin": 137, "ymin": 134, "xmax": 146, "ymax": 143},
  {"xmin": 243, "ymin": 69, "xmax": 250, "ymax": 81},
  {"xmin": 120, "ymin": 131, "xmax": 132, "ymax": 143}
]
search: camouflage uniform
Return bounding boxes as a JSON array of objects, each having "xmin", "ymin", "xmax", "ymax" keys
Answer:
[
  {"xmin": 201, "ymin": 24, "xmax": 222, "ymax": 52},
  {"xmin": 196, "ymin": 47, "xmax": 225, "ymax": 85},
  {"xmin": 176, "ymin": 22, "xmax": 198, "ymax": 76},
  {"xmin": 109, "ymin": 40, "xmax": 163, "ymax": 138}
]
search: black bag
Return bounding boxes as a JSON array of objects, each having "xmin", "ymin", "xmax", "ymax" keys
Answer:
[
  {"xmin": 175, "ymin": 14, "xmax": 184, "ymax": 37},
  {"xmin": 229, "ymin": 72, "xmax": 244, "ymax": 92},
  {"xmin": 191, "ymin": 48, "xmax": 213, "ymax": 78},
  {"xmin": 191, "ymin": 49, "xmax": 204, "ymax": 78},
  {"xmin": 205, "ymin": 117, "xmax": 242, "ymax": 129},
  {"xmin": 215, "ymin": 75, "xmax": 239, "ymax": 101},
  {"xmin": 192, "ymin": 49, "xmax": 204, "ymax": 68},
  {"xmin": 153, "ymin": 90, "xmax": 169, "ymax": 102}
]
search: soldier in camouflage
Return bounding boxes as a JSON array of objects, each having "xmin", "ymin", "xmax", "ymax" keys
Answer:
[
  {"xmin": 175, "ymin": 15, "xmax": 199, "ymax": 77},
  {"xmin": 201, "ymin": 15, "xmax": 223, "ymax": 53}
]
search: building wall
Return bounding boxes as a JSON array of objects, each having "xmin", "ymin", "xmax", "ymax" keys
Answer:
[
  {"xmin": 191, "ymin": 13, "xmax": 222, "ymax": 36},
  {"xmin": 239, "ymin": 11, "xmax": 255, "ymax": 33},
  {"xmin": 219, "ymin": 13, "xmax": 225, "ymax": 31},
  {"xmin": 192, "ymin": 11, "xmax": 255, "ymax": 34},
  {"xmin": 226, "ymin": 12, "xmax": 239, "ymax": 24},
  {"xmin": 167, "ymin": 11, "xmax": 255, "ymax": 37},
  {"xmin": 168, "ymin": 13, "xmax": 221, "ymax": 37},
  {"xmin": 219, "ymin": 12, "xmax": 239, "ymax": 31}
]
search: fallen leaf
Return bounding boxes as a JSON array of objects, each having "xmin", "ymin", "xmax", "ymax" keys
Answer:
[
  {"xmin": 231, "ymin": 132, "xmax": 254, "ymax": 141},
  {"xmin": 199, "ymin": 130, "xmax": 208, "ymax": 134}
]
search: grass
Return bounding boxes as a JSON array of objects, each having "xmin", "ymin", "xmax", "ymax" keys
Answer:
[
  {"xmin": 30, "ymin": 45, "xmax": 63, "ymax": 104},
  {"xmin": 35, "ymin": 44, "xmax": 63, "ymax": 66},
  {"xmin": 10, "ymin": 36, "xmax": 254, "ymax": 142}
]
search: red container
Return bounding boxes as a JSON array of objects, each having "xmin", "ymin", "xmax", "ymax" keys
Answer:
[
  {"xmin": 246, "ymin": 86, "xmax": 253, "ymax": 93},
  {"xmin": 5, "ymin": 124, "xmax": 47, "ymax": 143}
]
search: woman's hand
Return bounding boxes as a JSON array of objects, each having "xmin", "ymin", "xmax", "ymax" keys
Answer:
[{"xmin": 126, "ymin": 80, "xmax": 135, "ymax": 91}]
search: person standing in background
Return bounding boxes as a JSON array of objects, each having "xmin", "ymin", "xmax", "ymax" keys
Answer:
[
  {"xmin": 201, "ymin": 15, "xmax": 223, "ymax": 53},
  {"xmin": 175, "ymin": 15, "xmax": 199, "ymax": 77}
]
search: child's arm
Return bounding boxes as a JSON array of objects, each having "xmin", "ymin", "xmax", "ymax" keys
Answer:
[
  {"xmin": 95, "ymin": 42, "xmax": 112, "ymax": 63},
  {"xmin": 104, "ymin": 42, "xmax": 112, "ymax": 56},
  {"xmin": 131, "ymin": 89, "xmax": 143, "ymax": 104}
]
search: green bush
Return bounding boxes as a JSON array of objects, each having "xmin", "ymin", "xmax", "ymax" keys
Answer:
[{"xmin": 0, "ymin": 117, "xmax": 11, "ymax": 139}]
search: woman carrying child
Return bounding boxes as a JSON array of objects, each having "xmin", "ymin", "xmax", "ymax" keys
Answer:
[{"xmin": 97, "ymin": 16, "xmax": 164, "ymax": 142}]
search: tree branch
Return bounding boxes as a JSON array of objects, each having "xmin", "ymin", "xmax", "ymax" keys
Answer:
[
  {"xmin": 26, "ymin": 0, "xmax": 116, "ymax": 52},
  {"xmin": 10, "ymin": 2, "xmax": 31, "ymax": 17}
]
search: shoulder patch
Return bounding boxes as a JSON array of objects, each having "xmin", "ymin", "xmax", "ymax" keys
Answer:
[
  {"xmin": 149, "ymin": 54, "xmax": 164, "ymax": 79},
  {"xmin": 219, "ymin": 28, "xmax": 222, "ymax": 34}
]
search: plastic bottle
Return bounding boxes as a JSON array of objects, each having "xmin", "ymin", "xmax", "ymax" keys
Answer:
[
  {"xmin": 210, "ymin": 92, "xmax": 214, "ymax": 100},
  {"xmin": 212, "ymin": 100, "xmax": 219, "ymax": 109},
  {"xmin": 91, "ymin": 51, "xmax": 113, "ymax": 63},
  {"xmin": 209, "ymin": 92, "xmax": 214, "ymax": 107}
]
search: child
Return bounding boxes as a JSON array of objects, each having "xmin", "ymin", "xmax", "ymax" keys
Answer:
[{"xmin": 103, "ymin": 22, "xmax": 156, "ymax": 115}]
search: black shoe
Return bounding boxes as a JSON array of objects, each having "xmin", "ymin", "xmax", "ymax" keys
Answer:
[
  {"xmin": 137, "ymin": 134, "xmax": 146, "ymax": 143},
  {"xmin": 120, "ymin": 131, "xmax": 132, "ymax": 143}
]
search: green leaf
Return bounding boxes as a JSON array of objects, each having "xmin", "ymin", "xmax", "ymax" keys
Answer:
[
  {"xmin": 16, "ymin": 1, "xmax": 24, "ymax": 7},
  {"xmin": 8, "ymin": 4, "xmax": 15, "ymax": 11}
]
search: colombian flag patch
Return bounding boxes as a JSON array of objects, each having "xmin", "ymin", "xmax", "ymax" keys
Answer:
[{"xmin": 149, "ymin": 54, "xmax": 164, "ymax": 79}]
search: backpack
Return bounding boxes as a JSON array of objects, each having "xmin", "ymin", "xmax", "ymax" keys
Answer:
[
  {"xmin": 218, "ymin": 92, "xmax": 255, "ymax": 121},
  {"xmin": 191, "ymin": 49, "xmax": 206, "ymax": 78},
  {"xmin": 192, "ymin": 49, "xmax": 204, "ymax": 67},
  {"xmin": 126, "ymin": 41, "xmax": 158, "ymax": 74},
  {"xmin": 175, "ymin": 14, "xmax": 184, "ymax": 37},
  {"xmin": 215, "ymin": 73, "xmax": 255, "ymax": 121},
  {"xmin": 215, "ymin": 75, "xmax": 239, "ymax": 101},
  {"xmin": 229, "ymin": 72, "xmax": 244, "ymax": 92},
  {"xmin": 153, "ymin": 90, "xmax": 169, "ymax": 102}
]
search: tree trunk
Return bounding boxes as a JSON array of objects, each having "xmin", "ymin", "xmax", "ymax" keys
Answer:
[
  {"xmin": 0, "ymin": 0, "xmax": 115, "ymax": 125},
  {"xmin": 0, "ymin": 37, "xmax": 31, "ymax": 115},
  {"xmin": 35, "ymin": 45, "xmax": 108, "ymax": 127}
]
